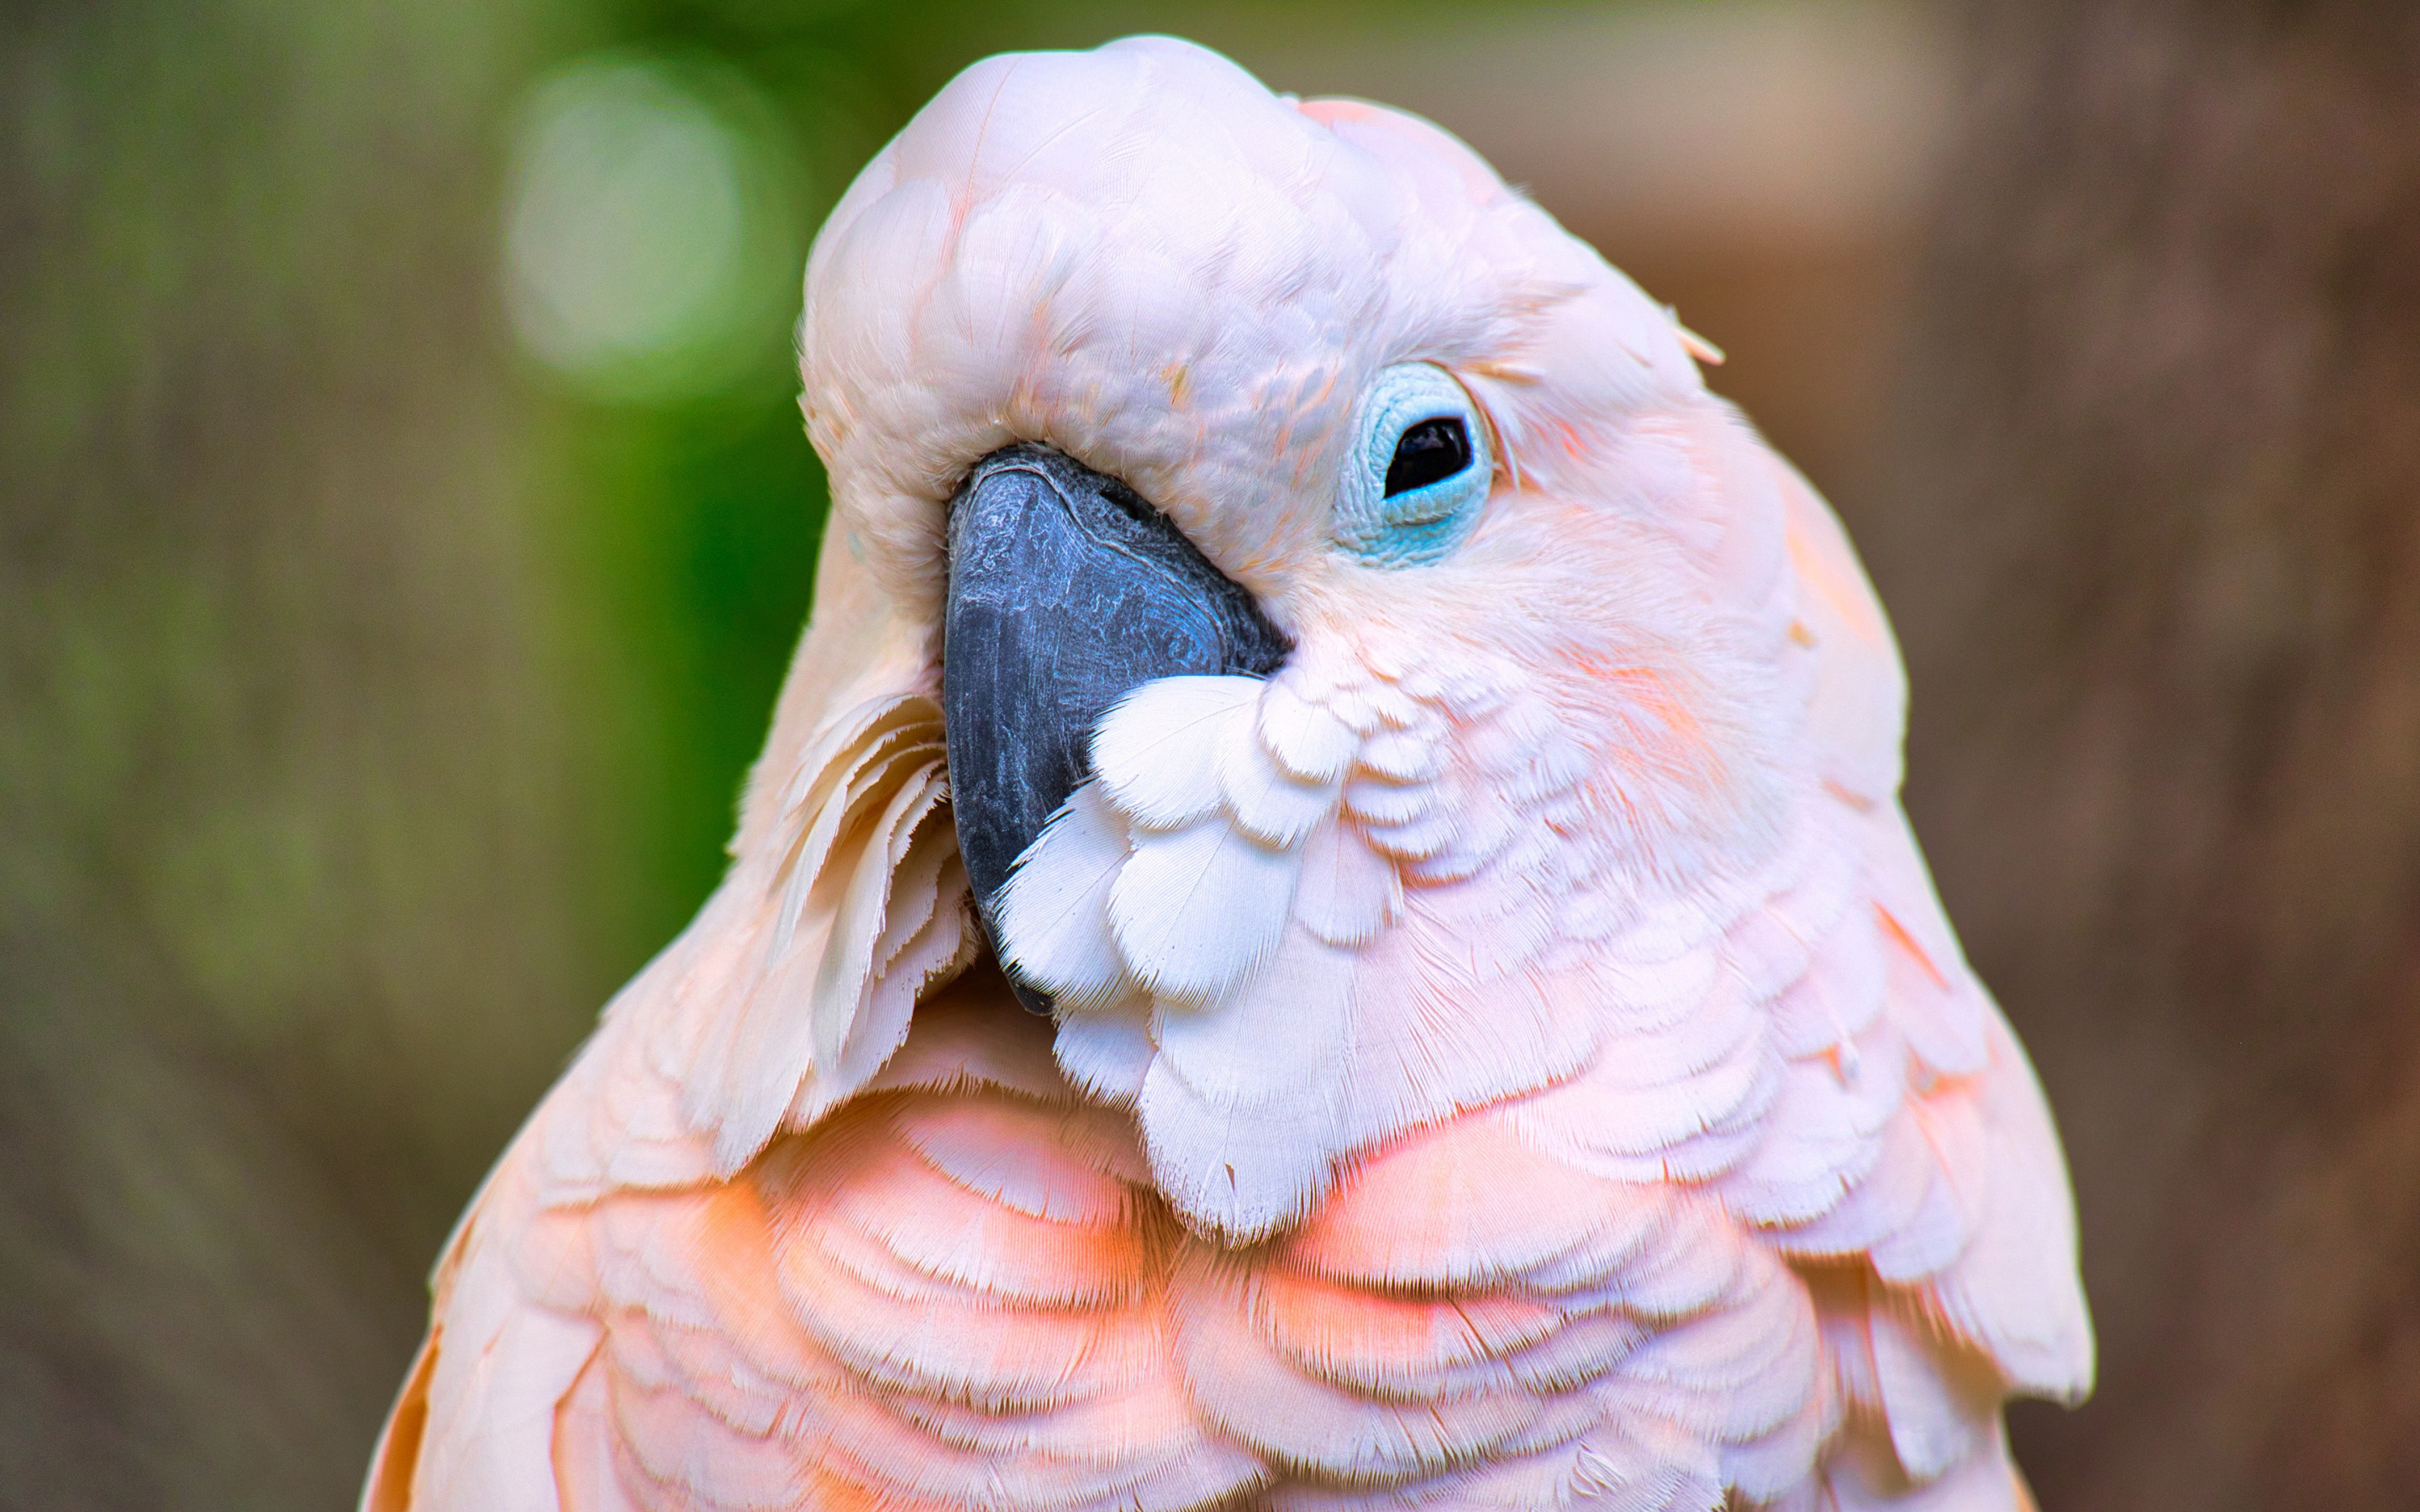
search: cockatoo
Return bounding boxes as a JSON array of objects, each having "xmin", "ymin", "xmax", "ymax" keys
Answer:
[{"xmin": 365, "ymin": 35, "xmax": 2091, "ymax": 1512}]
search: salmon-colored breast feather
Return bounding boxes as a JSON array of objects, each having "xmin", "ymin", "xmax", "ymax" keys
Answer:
[{"xmin": 366, "ymin": 35, "xmax": 2091, "ymax": 1512}]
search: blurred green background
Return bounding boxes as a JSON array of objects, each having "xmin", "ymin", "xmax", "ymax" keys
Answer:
[{"xmin": 8, "ymin": 0, "xmax": 2420, "ymax": 1508}]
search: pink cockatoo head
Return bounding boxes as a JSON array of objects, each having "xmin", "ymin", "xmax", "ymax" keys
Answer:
[{"xmin": 779, "ymin": 36, "xmax": 1902, "ymax": 1240}]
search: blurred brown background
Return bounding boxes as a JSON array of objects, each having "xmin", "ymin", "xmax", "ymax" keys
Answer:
[{"xmin": 3, "ymin": 0, "xmax": 2416, "ymax": 1506}]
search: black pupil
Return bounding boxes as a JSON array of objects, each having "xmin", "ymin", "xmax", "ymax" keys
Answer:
[{"xmin": 1383, "ymin": 416, "xmax": 1471, "ymax": 496}]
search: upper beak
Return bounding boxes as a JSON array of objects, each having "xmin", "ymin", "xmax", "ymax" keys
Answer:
[{"xmin": 941, "ymin": 444, "xmax": 1291, "ymax": 1013}]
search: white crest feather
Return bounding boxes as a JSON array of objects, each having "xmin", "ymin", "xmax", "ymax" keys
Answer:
[
  {"xmin": 1094, "ymin": 675, "xmax": 1262, "ymax": 831},
  {"xmin": 996, "ymin": 782, "xmax": 1134, "ymax": 1012},
  {"xmin": 1107, "ymin": 820, "xmax": 1299, "ymax": 1005}
]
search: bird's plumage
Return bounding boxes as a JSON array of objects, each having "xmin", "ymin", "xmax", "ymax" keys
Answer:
[{"xmin": 367, "ymin": 35, "xmax": 2090, "ymax": 1512}]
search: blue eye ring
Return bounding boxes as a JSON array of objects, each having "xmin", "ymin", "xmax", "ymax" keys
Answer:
[{"xmin": 1334, "ymin": 362, "xmax": 1495, "ymax": 567}]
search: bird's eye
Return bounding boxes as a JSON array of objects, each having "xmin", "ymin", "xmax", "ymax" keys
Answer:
[
  {"xmin": 1384, "ymin": 417, "xmax": 1471, "ymax": 496},
  {"xmin": 1335, "ymin": 363, "xmax": 1494, "ymax": 567}
]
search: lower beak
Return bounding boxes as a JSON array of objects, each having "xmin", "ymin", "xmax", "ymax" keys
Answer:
[{"xmin": 941, "ymin": 444, "xmax": 1290, "ymax": 1013}]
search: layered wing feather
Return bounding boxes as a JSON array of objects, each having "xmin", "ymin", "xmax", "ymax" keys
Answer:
[
  {"xmin": 376, "ymin": 985, "xmax": 1270, "ymax": 1512},
  {"xmin": 373, "ymin": 980, "xmax": 2055, "ymax": 1512}
]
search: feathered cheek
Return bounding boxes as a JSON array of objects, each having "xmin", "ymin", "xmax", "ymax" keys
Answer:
[{"xmin": 1566, "ymin": 650, "xmax": 1790, "ymax": 857}]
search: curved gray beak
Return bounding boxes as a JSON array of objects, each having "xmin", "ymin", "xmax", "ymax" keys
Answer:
[{"xmin": 941, "ymin": 444, "xmax": 1290, "ymax": 1013}]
